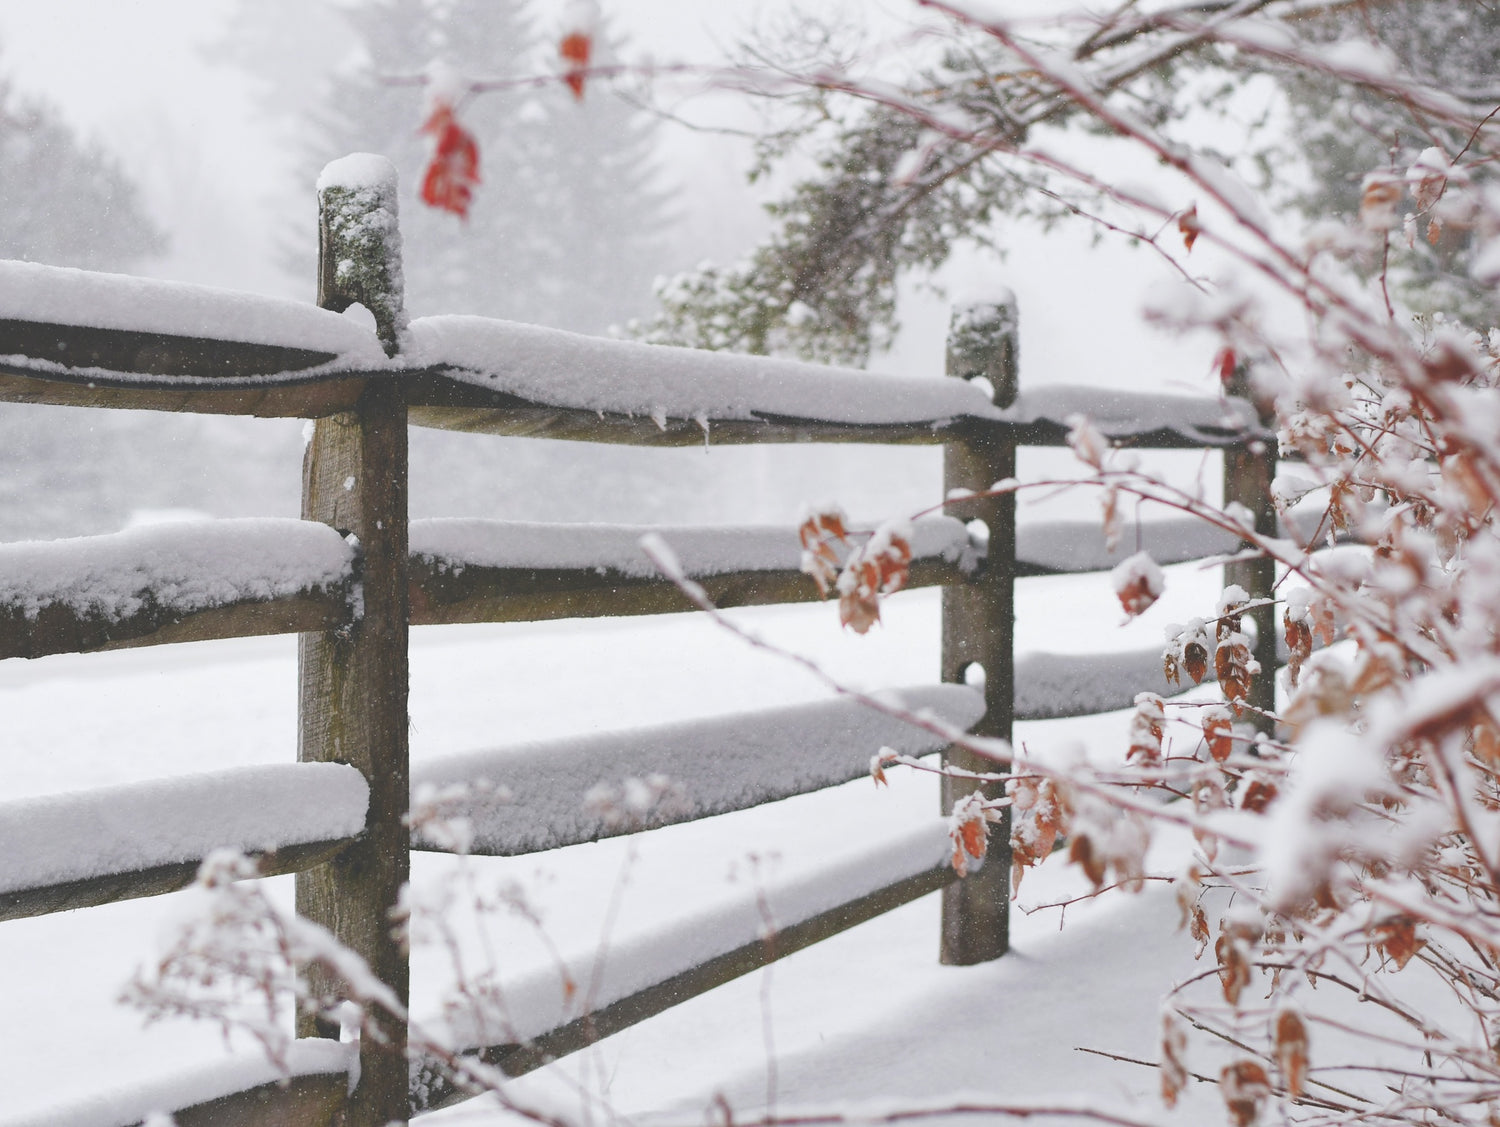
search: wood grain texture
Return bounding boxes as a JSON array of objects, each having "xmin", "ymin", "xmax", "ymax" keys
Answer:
[
  {"xmin": 0, "ymin": 364, "xmax": 371, "ymax": 417},
  {"xmin": 136, "ymin": 1072, "xmax": 350, "ymax": 1127},
  {"xmin": 0, "ymin": 589, "xmax": 348, "ymax": 661},
  {"xmin": 1, "ymin": 838, "xmax": 354, "ymax": 923},
  {"xmin": 1222, "ymin": 367, "xmax": 1279, "ymax": 731},
  {"xmin": 940, "ymin": 299, "xmax": 1017, "ymax": 967},
  {"xmin": 407, "ymin": 556, "xmax": 964, "ymax": 627},
  {"xmin": 296, "ymin": 162, "xmax": 411, "ymax": 1127}
]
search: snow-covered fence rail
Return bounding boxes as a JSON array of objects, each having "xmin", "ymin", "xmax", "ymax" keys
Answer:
[
  {"xmin": 0, "ymin": 154, "xmax": 1275, "ymax": 1127},
  {"xmin": 0, "ymin": 512, "xmax": 1286, "ymax": 662}
]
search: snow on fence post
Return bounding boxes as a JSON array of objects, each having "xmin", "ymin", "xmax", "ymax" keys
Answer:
[
  {"xmin": 298, "ymin": 154, "xmax": 411, "ymax": 1125},
  {"xmin": 939, "ymin": 296, "xmax": 1017, "ymax": 965},
  {"xmin": 1222, "ymin": 366, "xmax": 1277, "ymax": 733}
]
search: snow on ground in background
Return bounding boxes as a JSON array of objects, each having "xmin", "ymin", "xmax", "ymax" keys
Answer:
[
  {"xmin": 0, "ymin": 763, "xmax": 367, "ymax": 894},
  {"xmin": 406, "ymin": 315, "xmax": 1001, "ymax": 426},
  {"xmin": 425, "ymin": 834, "xmax": 1220, "ymax": 1127},
  {"xmin": 0, "ymin": 260, "xmax": 384, "ymax": 361},
  {"xmin": 0, "ymin": 563, "xmax": 1225, "ymax": 1120},
  {"xmin": 431, "ymin": 819, "xmax": 958, "ymax": 1053},
  {"xmin": 0, "ymin": 518, "xmax": 353, "ymax": 621}
]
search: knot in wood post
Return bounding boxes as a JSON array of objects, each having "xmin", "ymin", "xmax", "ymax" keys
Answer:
[
  {"xmin": 940, "ymin": 293, "xmax": 1018, "ymax": 966},
  {"xmin": 317, "ymin": 153, "xmax": 407, "ymax": 357},
  {"xmin": 300, "ymin": 153, "xmax": 411, "ymax": 1124}
]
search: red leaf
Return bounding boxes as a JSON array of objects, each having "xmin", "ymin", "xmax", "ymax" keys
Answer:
[
  {"xmin": 1214, "ymin": 346, "xmax": 1238, "ymax": 388},
  {"xmin": 419, "ymin": 103, "xmax": 481, "ymax": 218},
  {"xmin": 560, "ymin": 31, "xmax": 592, "ymax": 100}
]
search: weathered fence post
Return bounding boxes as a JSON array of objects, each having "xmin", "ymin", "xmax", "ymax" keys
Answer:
[
  {"xmin": 1223, "ymin": 368, "xmax": 1278, "ymax": 732},
  {"xmin": 940, "ymin": 295, "xmax": 1017, "ymax": 965},
  {"xmin": 298, "ymin": 154, "xmax": 411, "ymax": 1125}
]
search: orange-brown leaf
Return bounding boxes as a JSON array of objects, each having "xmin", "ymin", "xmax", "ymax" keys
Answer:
[
  {"xmin": 1274, "ymin": 1009, "xmax": 1309, "ymax": 1099},
  {"xmin": 1204, "ymin": 707, "xmax": 1235, "ymax": 763},
  {"xmin": 1221, "ymin": 1060, "xmax": 1271, "ymax": 1127},
  {"xmin": 1284, "ymin": 614, "xmax": 1313, "ymax": 689},
  {"xmin": 1216, "ymin": 639, "xmax": 1252, "ymax": 707},
  {"xmin": 1215, "ymin": 932, "xmax": 1251, "ymax": 1005},
  {"xmin": 1184, "ymin": 640, "xmax": 1209, "ymax": 685},
  {"xmin": 1241, "ymin": 778, "xmax": 1279, "ymax": 813},
  {"xmin": 1178, "ymin": 204, "xmax": 1201, "ymax": 253},
  {"xmin": 1069, "ymin": 834, "xmax": 1107, "ymax": 889},
  {"xmin": 1127, "ymin": 693, "xmax": 1166, "ymax": 766},
  {"xmin": 1161, "ymin": 1012, "xmax": 1188, "ymax": 1108},
  {"xmin": 1374, "ymin": 916, "xmax": 1427, "ymax": 970}
]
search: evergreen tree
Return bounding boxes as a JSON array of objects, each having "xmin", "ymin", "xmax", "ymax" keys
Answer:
[
  {"xmin": 637, "ymin": 2, "xmax": 1500, "ymax": 363},
  {"xmin": 241, "ymin": 0, "xmax": 674, "ymax": 332},
  {"xmin": 503, "ymin": 11, "xmax": 677, "ymax": 333},
  {"xmin": 0, "ymin": 72, "xmax": 165, "ymax": 270},
  {"xmin": 1272, "ymin": 0, "xmax": 1500, "ymax": 325}
]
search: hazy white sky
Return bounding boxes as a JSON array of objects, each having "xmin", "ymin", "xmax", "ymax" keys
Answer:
[
  {"xmin": 0, "ymin": 0, "xmax": 1223, "ymax": 394},
  {"xmin": 0, "ymin": 0, "xmax": 784, "ymax": 295}
]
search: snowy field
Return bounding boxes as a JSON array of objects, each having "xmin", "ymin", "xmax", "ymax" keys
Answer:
[{"xmin": 0, "ymin": 552, "xmax": 1228, "ymax": 1125}]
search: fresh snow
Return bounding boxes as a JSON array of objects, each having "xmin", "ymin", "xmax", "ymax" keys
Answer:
[
  {"xmin": 410, "ymin": 516, "xmax": 976, "ymax": 579},
  {"xmin": 1015, "ymin": 646, "xmax": 1192, "ymax": 720},
  {"xmin": 0, "ymin": 1038, "xmax": 354, "ymax": 1127},
  {"xmin": 0, "ymin": 518, "xmax": 354, "ymax": 622},
  {"xmin": 411, "ymin": 685, "xmax": 984, "ymax": 855},
  {"xmin": 1019, "ymin": 516, "xmax": 1233, "ymax": 573},
  {"xmin": 0, "ymin": 763, "xmax": 368, "ymax": 895},
  {"xmin": 405, "ymin": 315, "xmax": 1003, "ymax": 426},
  {"xmin": 0, "ymin": 563, "xmax": 1229, "ymax": 1123},
  {"xmin": 0, "ymin": 259, "xmax": 385, "ymax": 362},
  {"xmin": 433, "ymin": 818, "xmax": 956, "ymax": 1052},
  {"xmin": 316, "ymin": 152, "xmax": 399, "ymax": 193},
  {"xmin": 1007, "ymin": 384, "xmax": 1261, "ymax": 443}
]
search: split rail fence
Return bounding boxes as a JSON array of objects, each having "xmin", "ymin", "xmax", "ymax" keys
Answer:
[{"xmin": 0, "ymin": 154, "xmax": 1276, "ymax": 1126}]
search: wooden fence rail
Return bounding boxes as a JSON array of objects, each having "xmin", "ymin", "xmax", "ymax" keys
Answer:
[{"xmin": 0, "ymin": 154, "xmax": 1277, "ymax": 1127}]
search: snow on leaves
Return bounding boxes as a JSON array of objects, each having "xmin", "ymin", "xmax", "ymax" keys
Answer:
[
  {"xmin": 1160, "ymin": 1010, "xmax": 1189, "ymax": 1109},
  {"xmin": 420, "ymin": 101, "xmax": 481, "ymax": 219},
  {"xmin": 1126, "ymin": 692, "xmax": 1166, "ymax": 766},
  {"xmin": 1273, "ymin": 1008, "xmax": 1309, "ymax": 1100},
  {"xmin": 1372, "ymin": 915, "xmax": 1426, "ymax": 971},
  {"xmin": 1220, "ymin": 1060, "xmax": 1271, "ymax": 1127},
  {"xmin": 797, "ymin": 506, "xmax": 913, "ymax": 634},
  {"xmin": 1007, "ymin": 774, "xmax": 1069, "ymax": 893},
  {"xmin": 1213, "ymin": 586, "xmax": 1256, "ymax": 711},
  {"xmin": 948, "ymin": 790, "xmax": 1001, "ymax": 877},
  {"xmin": 798, "ymin": 504, "xmax": 851, "ymax": 598},
  {"xmin": 1359, "ymin": 171, "xmax": 1403, "ymax": 233},
  {"xmin": 1164, "ymin": 619, "xmax": 1211, "ymax": 688},
  {"xmin": 1111, "ymin": 550, "xmax": 1164, "ymax": 618}
]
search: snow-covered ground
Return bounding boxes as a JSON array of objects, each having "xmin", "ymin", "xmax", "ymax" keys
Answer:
[{"xmin": 0, "ymin": 552, "xmax": 1228, "ymax": 1124}]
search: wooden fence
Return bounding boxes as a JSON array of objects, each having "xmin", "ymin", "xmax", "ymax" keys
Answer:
[{"xmin": 0, "ymin": 154, "xmax": 1275, "ymax": 1126}]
